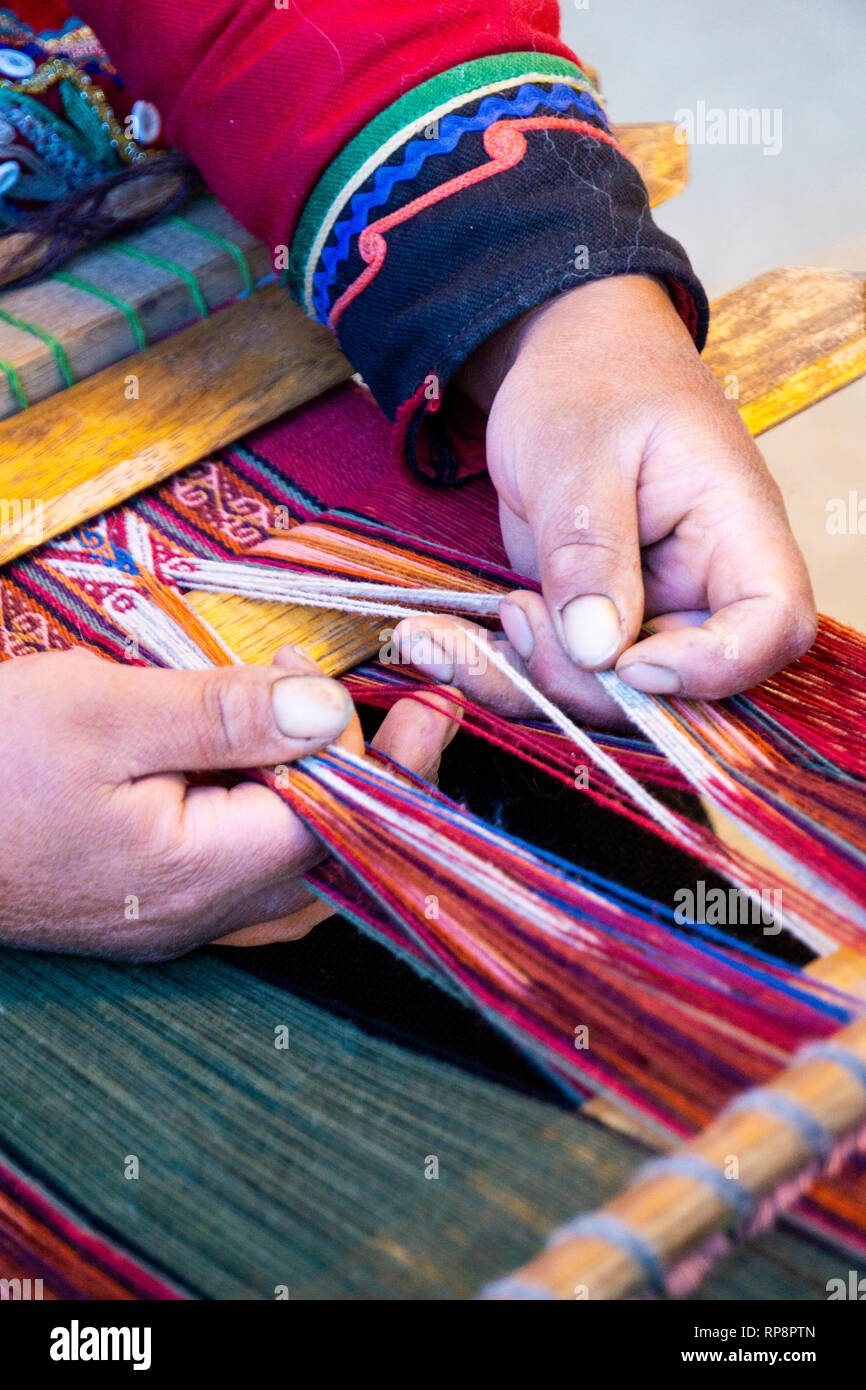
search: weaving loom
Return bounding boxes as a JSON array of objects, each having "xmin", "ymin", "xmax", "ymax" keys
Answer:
[{"xmin": 1, "ymin": 115, "xmax": 866, "ymax": 1303}]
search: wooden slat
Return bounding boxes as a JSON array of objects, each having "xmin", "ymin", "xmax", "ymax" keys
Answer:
[
  {"xmin": 0, "ymin": 200, "xmax": 272, "ymax": 417},
  {"xmin": 507, "ymin": 954, "xmax": 866, "ymax": 1299},
  {"xmin": 612, "ymin": 121, "xmax": 689, "ymax": 208},
  {"xmin": 185, "ymin": 591, "xmax": 383, "ymax": 674},
  {"xmin": 704, "ymin": 267, "xmax": 866, "ymax": 434},
  {"xmin": 0, "ymin": 284, "xmax": 351, "ymax": 566},
  {"xmin": 0, "ymin": 158, "xmax": 194, "ymax": 288}
]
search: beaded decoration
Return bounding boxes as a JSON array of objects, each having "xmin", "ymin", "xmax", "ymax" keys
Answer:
[{"xmin": 0, "ymin": 13, "xmax": 157, "ymax": 225}]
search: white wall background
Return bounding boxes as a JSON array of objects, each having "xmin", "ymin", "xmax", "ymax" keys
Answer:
[{"xmin": 561, "ymin": 0, "xmax": 866, "ymax": 627}]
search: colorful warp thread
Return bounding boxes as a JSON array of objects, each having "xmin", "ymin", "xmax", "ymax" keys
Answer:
[
  {"xmin": 164, "ymin": 548, "xmax": 866, "ymax": 957},
  {"xmin": 2, "ymin": 380, "xmax": 866, "ymax": 1277}
]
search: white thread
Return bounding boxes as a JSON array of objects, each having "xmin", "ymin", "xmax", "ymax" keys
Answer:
[
  {"xmin": 166, "ymin": 558, "xmax": 692, "ymax": 844},
  {"xmin": 309, "ymin": 748, "xmax": 604, "ymax": 953},
  {"xmin": 103, "ymin": 591, "xmax": 215, "ymax": 671},
  {"xmin": 472, "ymin": 635, "xmax": 692, "ymax": 842},
  {"xmin": 599, "ymin": 671, "xmax": 866, "ymax": 943},
  {"xmin": 102, "ymin": 554, "xmax": 854, "ymax": 949},
  {"xmin": 164, "ymin": 555, "xmax": 502, "ymax": 616}
]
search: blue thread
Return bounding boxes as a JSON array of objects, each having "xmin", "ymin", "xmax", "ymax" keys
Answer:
[
  {"xmin": 296, "ymin": 745, "xmax": 853, "ymax": 1024},
  {"xmin": 312, "ymin": 82, "xmax": 608, "ymax": 319}
]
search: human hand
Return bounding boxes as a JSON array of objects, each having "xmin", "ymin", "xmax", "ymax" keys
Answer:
[
  {"xmin": 0, "ymin": 645, "xmax": 457, "ymax": 959},
  {"xmin": 400, "ymin": 275, "xmax": 815, "ymax": 721}
]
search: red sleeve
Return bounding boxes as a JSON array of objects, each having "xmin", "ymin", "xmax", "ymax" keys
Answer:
[
  {"xmin": 64, "ymin": 0, "xmax": 707, "ymax": 484},
  {"xmin": 73, "ymin": 0, "xmax": 575, "ymax": 250}
]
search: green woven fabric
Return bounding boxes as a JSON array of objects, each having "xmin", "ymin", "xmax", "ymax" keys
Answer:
[{"xmin": 0, "ymin": 948, "xmax": 840, "ymax": 1299}]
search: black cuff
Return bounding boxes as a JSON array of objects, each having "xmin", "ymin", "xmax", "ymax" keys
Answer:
[{"xmin": 314, "ymin": 84, "xmax": 709, "ymax": 481}]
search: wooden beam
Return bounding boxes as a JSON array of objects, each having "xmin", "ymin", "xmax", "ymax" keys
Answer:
[
  {"xmin": 499, "ymin": 950, "xmax": 866, "ymax": 1300},
  {"xmin": 613, "ymin": 121, "xmax": 689, "ymax": 208},
  {"xmin": 704, "ymin": 267, "xmax": 866, "ymax": 435},
  {"xmin": 0, "ymin": 284, "xmax": 351, "ymax": 566},
  {"xmin": 0, "ymin": 200, "xmax": 272, "ymax": 418}
]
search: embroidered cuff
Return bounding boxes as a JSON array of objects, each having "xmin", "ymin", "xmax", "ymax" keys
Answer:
[{"xmin": 288, "ymin": 52, "xmax": 709, "ymax": 483}]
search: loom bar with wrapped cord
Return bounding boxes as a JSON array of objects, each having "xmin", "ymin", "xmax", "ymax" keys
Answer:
[
  {"xmin": 489, "ymin": 954, "xmax": 866, "ymax": 1299},
  {"xmin": 2, "ymin": 123, "xmax": 866, "ymax": 1299}
]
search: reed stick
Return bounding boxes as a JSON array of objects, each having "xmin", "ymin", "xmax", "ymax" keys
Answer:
[
  {"xmin": 494, "ymin": 950, "xmax": 866, "ymax": 1299},
  {"xmin": 0, "ymin": 285, "xmax": 351, "ymax": 566}
]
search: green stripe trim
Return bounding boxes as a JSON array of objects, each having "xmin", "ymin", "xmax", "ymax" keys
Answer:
[
  {"xmin": 0, "ymin": 356, "xmax": 28, "ymax": 411},
  {"xmin": 167, "ymin": 216, "xmax": 255, "ymax": 294},
  {"xmin": 0, "ymin": 308, "xmax": 74, "ymax": 387},
  {"xmin": 111, "ymin": 244, "xmax": 208, "ymax": 319},
  {"xmin": 290, "ymin": 52, "xmax": 593, "ymax": 295},
  {"xmin": 53, "ymin": 272, "xmax": 147, "ymax": 351}
]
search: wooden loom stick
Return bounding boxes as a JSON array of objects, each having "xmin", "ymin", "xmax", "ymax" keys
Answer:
[
  {"xmin": 185, "ymin": 592, "xmax": 383, "ymax": 678},
  {"xmin": 493, "ymin": 950, "xmax": 866, "ymax": 1299},
  {"xmin": 0, "ymin": 200, "xmax": 272, "ymax": 417},
  {"xmin": 0, "ymin": 284, "xmax": 351, "ymax": 567},
  {"xmin": 704, "ymin": 267, "xmax": 866, "ymax": 435}
]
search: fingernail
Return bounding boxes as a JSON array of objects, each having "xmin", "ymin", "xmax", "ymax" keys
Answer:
[
  {"xmin": 499, "ymin": 600, "xmax": 534, "ymax": 660},
  {"xmin": 617, "ymin": 662, "xmax": 682, "ymax": 694},
  {"xmin": 272, "ymin": 676, "xmax": 353, "ymax": 740},
  {"xmin": 286, "ymin": 643, "xmax": 320, "ymax": 668},
  {"xmin": 560, "ymin": 594, "xmax": 622, "ymax": 667},
  {"xmin": 398, "ymin": 627, "xmax": 454, "ymax": 683},
  {"xmin": 273, "ymin": 643, "xmax": 320, "ymax": 672}
]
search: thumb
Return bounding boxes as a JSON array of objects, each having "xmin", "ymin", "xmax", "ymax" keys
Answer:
[
  {"xmin": 515, "ymin": 450, "xmax": 645, "ymax": 671},
  {"xmin": 100, "ymin": 660, "xmax": 356, "ymax": 779}
]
